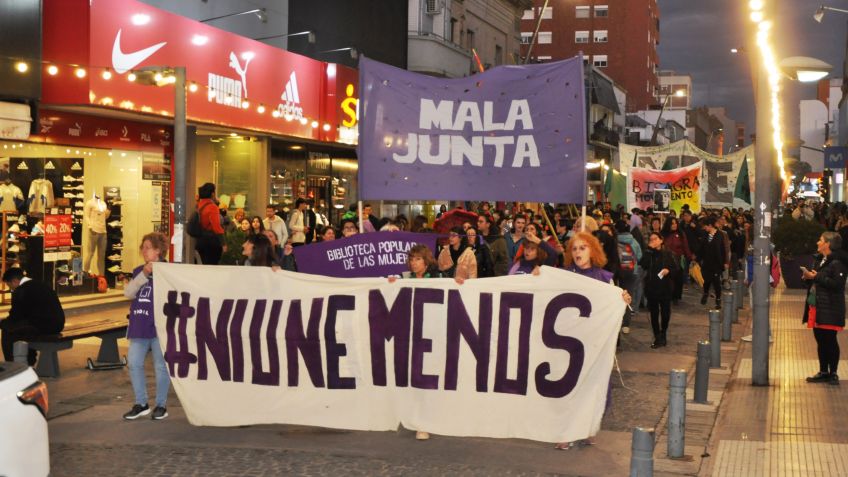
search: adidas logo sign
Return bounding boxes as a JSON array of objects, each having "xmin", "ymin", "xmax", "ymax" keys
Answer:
[{"xmin": 277, "ymin": 71, "xmax": 304, "ymax": 119}]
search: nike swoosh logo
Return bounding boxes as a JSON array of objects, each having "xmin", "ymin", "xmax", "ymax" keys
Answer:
[{"xmin": 111, "ymin": 29, "xmax": 167, "ymax": 74}]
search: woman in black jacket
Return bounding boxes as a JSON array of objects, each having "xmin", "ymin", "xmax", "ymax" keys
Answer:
[
  {"xmin": 640, "ymin": 232, "xmax": 677, "ymax": 349},
  {"xmin": 803, "ymin": 232, "xmax": 848, "ymax": 385}
]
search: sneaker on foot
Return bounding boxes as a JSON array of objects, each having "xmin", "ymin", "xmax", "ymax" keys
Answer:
[
  {"xmin": 151, "ymin": 406, "xmax": 168, "ymax": 420},
  {"xmin": 415, "ymin": 431, "xmax": 430, "ymax": 440},
  {"xmin": 806, "ymin": 372, "xmax": 831, "ymax": 383},
  {"xmin": 123, "ymin": 404, "xmax": 150, "ymax": 420},
  {"xmin": 621, "ymin": 326, "xmax": 630, "ymax": 335}
]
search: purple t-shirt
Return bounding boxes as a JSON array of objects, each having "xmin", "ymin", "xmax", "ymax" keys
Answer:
[
  {"xmin": 127, "ymin": 265, "xmax": 156, "ymax": 339},
  {"xmin": 567, "ymin": 265, "xmax": 614, "ymax": 284}
]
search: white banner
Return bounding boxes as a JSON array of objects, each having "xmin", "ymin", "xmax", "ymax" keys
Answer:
[
  {"xmin": 619, "ymin": 140, "xmax": 755, "ymax": 208},
  {"xmin": 152, "ymin": 263, "xmax": 625, "ymax": 443}
]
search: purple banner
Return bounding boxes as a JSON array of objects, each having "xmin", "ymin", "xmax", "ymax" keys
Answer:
[
  {"xmin": 292, "ymin": 231, "xmax": 439, "ymax": 278},
  {"xmin": 357, "ymin": 56, "xmax": 587, "ymax": 203}
]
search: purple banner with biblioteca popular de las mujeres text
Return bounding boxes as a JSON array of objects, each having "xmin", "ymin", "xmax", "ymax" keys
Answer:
[
  {"xmin": 357, "ymin": 56, "xmax": 587, "ymax": 203},
  {"xmin": 292, "ymin": 231, "xmax": 438, "ymax": 278}
]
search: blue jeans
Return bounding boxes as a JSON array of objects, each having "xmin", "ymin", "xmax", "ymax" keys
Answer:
[{"xmin": 128, "ymin": 337, "xmax": 170, "ymax": 408}]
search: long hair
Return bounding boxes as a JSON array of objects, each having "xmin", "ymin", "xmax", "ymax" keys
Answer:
[
  {"xmin": 563, "ymin": 231, "xmax": 607, "ymax": 269},
  {"xmin": 246, "ymin": 234, "xmax": 275, "ymax": 267},
  {"xmin": 249, "ymin": 215, "xmax": 265, "ymax": 235},
  {"xmin": 661, "ymin": 217, "xmax": 680, "ymax": 237}
]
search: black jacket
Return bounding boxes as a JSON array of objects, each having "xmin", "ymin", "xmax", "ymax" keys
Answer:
[
  {"xmin": 803, "ymin": 250, "xmax": 848, "ymax": 327},
  {"xmin": 639, "ymin": 247, "xmax": 677, "ymax": 299},
  {"xmin": 698, "ymin": 231, "xmax": 727, "ymax": 275},
  {"xmin": 2, "ymin": 279, "xmax": 65, "ymax": 334},
  {"xmin": 472, "ymin": 241, "xmax": 495, "ymax": 278}
]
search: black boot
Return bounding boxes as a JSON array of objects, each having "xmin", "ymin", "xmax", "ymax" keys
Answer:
[
  {"xmin": 659, "ymin": 331, "xmax": 667, "ymax": 347},
  {"xmin": 651, "ymin": 336, "xmax": 661, "ymax": 349},
  {"xmin": 807, "ymin": 371, "xmax": 831, "ymax": 383},
  {"xmin": 700, "ymin": 294, "xmax": 708, "ymax": 305}
]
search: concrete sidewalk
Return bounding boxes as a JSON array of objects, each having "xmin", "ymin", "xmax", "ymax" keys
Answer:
[
  {"xmin": 37, "ymin": 284, "xmax": 749, "ymax": 476},
  {"xmin": 702, "ymin": 287, "xmax": 848, "ymax": 476}
]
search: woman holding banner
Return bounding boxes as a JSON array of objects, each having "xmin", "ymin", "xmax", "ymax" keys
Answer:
[
  {"xmin": 438, "ymin": 227, "xmax": 478, "ymax": 279},
  {"xmin": 557, "ymin": 231, "xmax": 632, "ymax": 450}
]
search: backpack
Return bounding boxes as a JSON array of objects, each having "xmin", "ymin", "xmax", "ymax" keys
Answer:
[
  {"xmin": 618, "ymin": 242, "xmax": 636, "ymax": 272},
  {"xmin": 187, "ymin": 202, "xmax": 213, "ymax": 238}
]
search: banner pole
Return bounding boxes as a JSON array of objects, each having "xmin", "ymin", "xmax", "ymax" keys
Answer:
[
  {"xmin": 540, "ymin": 205, "xmax": 562, "ymax": 249},
  {"xmin": 357, "ymin": 201, "xmax": 364, "ymax": 233},
  {"xmin": 580, "ymin": 205, "xmax": 587, "ymax": 232}
]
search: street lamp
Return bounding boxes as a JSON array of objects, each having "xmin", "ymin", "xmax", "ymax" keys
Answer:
[
  {"xmin": 778, "ymin": 56, "xmax": 833, "ymax": 82},
  {"xmin": 814, "ymin": 5, "xmax": 848, "ymax": 23},
  {"xmin": 131, "ymin": 67, "xmax": 189, "ymax": 262},
  {"xmin": 649, "ymin": 89, "xmax": 686, "ymax": 145}
]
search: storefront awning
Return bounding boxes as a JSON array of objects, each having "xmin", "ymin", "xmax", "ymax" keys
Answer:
[{"xmin": 0, "ymin": 101, "xmax": 31, "ymax": 140}]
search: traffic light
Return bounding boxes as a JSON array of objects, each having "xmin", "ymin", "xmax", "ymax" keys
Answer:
[{"xmin": 820, "ymin": 170, "xmax": 832, "ymax": 200}]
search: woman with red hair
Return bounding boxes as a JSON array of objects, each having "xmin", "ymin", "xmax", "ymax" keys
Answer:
[{"xmin": 556, "ymin": 231, "xmax": 631, "ymax": 450}]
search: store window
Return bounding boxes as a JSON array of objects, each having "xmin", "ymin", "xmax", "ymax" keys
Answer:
[
  {"xmin": 270, "ymin": 141, "xmax": 358, "ymax": 226},
  {"xmin": 0, "ymin": 141, "xmax": 160, "ymax": 297}
]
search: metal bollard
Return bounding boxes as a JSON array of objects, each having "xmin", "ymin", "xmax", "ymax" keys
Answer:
[
  {"xmin": 694, "ymin": 341, "xmax": 710, "ymax": 403},
  {"xmin": 721, "ymin": 291, "xmax": 734, "ymax": 341},
  {"xmin": 709, "ymin": 310, "xmax": 722, "ymax": 368},
  {"xmin": 630, "ymin": 427, "xmax": 655, "ymax": 477},
  {"xmin": 736, "ymin": 269, "xmax": 746, "ymax": 300},
  {"xmin": 668, "ymin": 369, "xmax": 687, "ymax": 458},
  {"xmin": 12, "ymin": 341, "xmax": 29, "ymax": 364},
  {"xmin": 730, "ymin": 280, "xmax": 740, "ymax": 323}
]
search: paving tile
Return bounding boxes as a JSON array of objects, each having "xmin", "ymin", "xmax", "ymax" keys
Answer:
[{"xmin": 707, "ymin": 287, "xmax": 848, "ymax": 476}]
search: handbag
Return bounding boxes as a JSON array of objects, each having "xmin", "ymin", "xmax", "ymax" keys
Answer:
[{"xmin": 689, "ymin": 262, "xmax": 704, "ymax": 287}]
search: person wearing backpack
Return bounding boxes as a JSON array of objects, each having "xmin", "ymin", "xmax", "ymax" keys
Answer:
[
  {"xmin": 615, "ymin": 220, "xmax": 642, "ymax": 334},
  {"xmin": 193, "ymin": 183, "xmax": 226, "ymax": 265}
]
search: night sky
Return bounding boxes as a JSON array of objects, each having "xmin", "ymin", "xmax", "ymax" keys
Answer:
[{"xmin": 657, "ymin": 0, "xmax": 846, "ymax": 141}]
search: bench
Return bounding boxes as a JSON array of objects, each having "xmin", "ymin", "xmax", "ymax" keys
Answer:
[{"xmin": 26, "ymin": 318, "xmax": 128, "ymax": 378}]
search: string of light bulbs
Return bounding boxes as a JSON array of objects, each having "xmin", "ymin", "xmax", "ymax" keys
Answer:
[{"xmin": 3, "ymin": 55, "xmax": 342, "ymax": 134}]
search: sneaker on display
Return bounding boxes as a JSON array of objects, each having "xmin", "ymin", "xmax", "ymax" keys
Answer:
[
  {"xmin": 73, "ymin": 185, "xmax": 85, "ymax": 190},
  {"xmin": 7, "ymin": 224, "xmax": 19, "ymax": 233},
  {"xmin": 74, "ymin": 210, "xmax": 84, "ymax": 216},
  {"xmin": 57, "ymin": 265, "xmax": 70, "ymax": 273},
  {"xmin": 111, "ymin": 199, "xmax": 123, "ymax": 206},
  {"xmin": 63, "ymin": 174, "xmax": 75, "ymax": 181},
  {"xmin": 107, "ymin": 254, "xmax": 122, "ymax": 261},
  {"xmin": 112, "ymin": 244, "xmax": 124, "ymax": 250},
  {"xmin": 7, "ymin": 236, "xmax": 18, "ymax": 243},
  {"xmin": 58, "ymin": 276, "xmax": 69, "ymax": 286},
  {"xmin": 107, "ymin": 221, "xmax": 123, "ymax": 228},
  {"xmin": 17, "ymin": 215, "xmax": 26, "ymax": 224},
  {"xmin": 151, "ymin": 406, "xmax": 168, "ymax": 420},
  {"xmin": 123, "ymin": 404, "xmax": 150, "ymax": 420},
  {"xmin": 107, "ymin": 265, "xmax": 121, "ymax": 273},
  {"xmin": 8, "ymin": 245, "xmax": 20, "ymax": 253}
]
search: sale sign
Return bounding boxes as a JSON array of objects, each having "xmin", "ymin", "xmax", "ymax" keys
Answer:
[{"xmin": 44, "ymin": 215, "xmax": 73, "ymax": 249}]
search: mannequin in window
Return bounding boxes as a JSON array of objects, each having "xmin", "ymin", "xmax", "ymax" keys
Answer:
[
  {"xmin": 0, "ymin": 176, "xmax": 24, "ymax": 213},
  {"xmin": 83, "ymin": 193, "xmax": 109, "ymax": 275}
]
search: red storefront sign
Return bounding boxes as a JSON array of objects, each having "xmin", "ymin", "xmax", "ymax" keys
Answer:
[
  {"xmin": 44, "ymin": 215, "xmax": 73, "ymax": 249},
  {"xmin": 32, "ymin": 109, "xmax": 173, "ymax": 153},
  {"xmin": 42, "ymin": 0, "xmax": 359, "ymax": 144}
]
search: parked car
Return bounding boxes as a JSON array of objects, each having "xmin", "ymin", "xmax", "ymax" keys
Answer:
[{"xmin": 0, "ymin": 361, "xmax": 50, "ymax": 476}]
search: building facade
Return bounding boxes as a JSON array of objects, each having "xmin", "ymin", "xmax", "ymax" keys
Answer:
[
  {"xmin": 519, "ymin": 0, "xmax": 660, "ymax": 111},
  {"xmin": 407, "ymin": 0, "xmax": 530, "ymax": 78}
]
